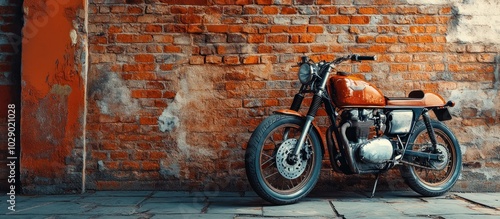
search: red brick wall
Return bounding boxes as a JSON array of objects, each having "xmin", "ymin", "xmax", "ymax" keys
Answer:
[
  {"xmin": 86, "ymin": 1, "xmax": 500, "ymax": 192},
  {"xmin": 0, "ymin": 0, "xmax": 22, "ymax": 192}
]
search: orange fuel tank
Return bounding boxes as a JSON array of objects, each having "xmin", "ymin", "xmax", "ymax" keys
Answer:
[{"xmin": 328, "ymin": 75, "xmax": 386, "ymax": 107}]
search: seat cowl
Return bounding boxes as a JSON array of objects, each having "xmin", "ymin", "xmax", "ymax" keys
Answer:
[{"xmin": 386, "ymin": 92, "xmax": 446, "ymax": 107}]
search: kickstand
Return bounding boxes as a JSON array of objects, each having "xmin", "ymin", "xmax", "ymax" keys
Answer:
[{"xmin": 370, "ymin": 174, "xmax": 380, "ymax": 198}]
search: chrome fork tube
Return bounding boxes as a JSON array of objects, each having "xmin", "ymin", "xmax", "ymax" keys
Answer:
[{"xmin": 289, "ymin": 65, "xmax": 332, "ymax": 162}]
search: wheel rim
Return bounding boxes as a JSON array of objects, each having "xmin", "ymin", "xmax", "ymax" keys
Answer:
[
  {"xmin": 410, "ymin": 128, "xmax": 457, "ymax": 187},
  {"xmin": 258, "ymin": 123, "xmax": 316, "ymax": 195}
]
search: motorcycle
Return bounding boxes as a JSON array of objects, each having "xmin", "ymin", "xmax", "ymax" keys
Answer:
[{"xmin": 244, "ymin": 54, "xmax": 462, "ymax": 204}]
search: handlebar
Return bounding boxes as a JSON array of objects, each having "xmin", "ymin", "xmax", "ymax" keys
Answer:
[
  {"xmin": 300, "ymin": 54, "xmax": 376, "ymax": 66},
  {"xmin": 351, "ymin": 55, "xmax": 376, "ymax": 61},
  {"xmin": 328, "ymin": 54, "xmax": 376, "ymax": 65}
]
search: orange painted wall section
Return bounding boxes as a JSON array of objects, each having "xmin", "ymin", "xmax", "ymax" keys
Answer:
[{"xmin": 21, "ymin": 0, "xmax": 86, "ymax": 193}]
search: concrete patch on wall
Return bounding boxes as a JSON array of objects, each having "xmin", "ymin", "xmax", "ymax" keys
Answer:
[
  {"xmin": 449, "ymin": 0, "xmax": 500, "ymax": 44},
  {"xmin": 407, "ymin": 0, "xmax": 500, "ymax": 44},
  {"xmin": 89, "ymin": 71, "xmax": 139, "ymax": 116},
  {"xmin": 448, "ymin": 89, "xmax": 497, "ymax": 117}
]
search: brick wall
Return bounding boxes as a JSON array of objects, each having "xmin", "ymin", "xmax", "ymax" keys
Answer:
[
  {"xmin": 86, "ymin": 0, "xmax": 500, "ymax": 192},
  {"xmin": 0, "ymin": 0, "xmax": 22, "ymax": 192}
]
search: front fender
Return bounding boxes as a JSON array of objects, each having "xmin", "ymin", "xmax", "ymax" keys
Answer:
[{"xmin": 274, "ymin": 109, "xmax": 326, "ymax": 156}]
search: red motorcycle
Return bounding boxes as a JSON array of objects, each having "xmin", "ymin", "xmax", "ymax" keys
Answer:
[{"xmin": 245, "ymin": 55, "xmax": 462, "ymax": 204}]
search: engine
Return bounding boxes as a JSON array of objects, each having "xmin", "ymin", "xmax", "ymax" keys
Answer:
[{"xmin": 340, "ymin": 109, "xmax": 394, "ymax": 172}]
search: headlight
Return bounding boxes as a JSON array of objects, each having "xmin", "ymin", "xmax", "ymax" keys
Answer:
[{"xmin": 298, "ymin": 63, "xmax": 314, "ymax": 85}]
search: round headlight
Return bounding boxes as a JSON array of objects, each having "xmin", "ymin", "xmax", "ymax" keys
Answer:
[{"xmin": 298, "ymin": 63, "xmax": 313, "ymax": 85}]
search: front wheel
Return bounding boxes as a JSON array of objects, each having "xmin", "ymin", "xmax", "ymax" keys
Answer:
[
  {"xmin": 245, "ymin": 114, "xmax": 323, "ymax": 205},
  {"xmin": 400, "ymin": 120, "xmax": 462, "ymax": 196}
]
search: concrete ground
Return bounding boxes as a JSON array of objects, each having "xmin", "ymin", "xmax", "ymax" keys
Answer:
[{"xmin": 1, "ymin": 190, "xmax": 499, "ymax": 218}]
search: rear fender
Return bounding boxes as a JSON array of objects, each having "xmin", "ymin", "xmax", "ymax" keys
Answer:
[{"xmin": 274, "ymin": 109, "xmax": 326, "ymax": 156}]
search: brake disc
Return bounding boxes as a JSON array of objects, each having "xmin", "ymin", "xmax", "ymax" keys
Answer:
[{"xmin": 275, "ymin": 139, "xmax": 308, "ymax": 180}]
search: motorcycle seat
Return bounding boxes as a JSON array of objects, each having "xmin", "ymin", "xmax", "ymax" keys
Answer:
[{"xmin": 386, "ymin": 90, "xmax": 447, "ymax": 107}]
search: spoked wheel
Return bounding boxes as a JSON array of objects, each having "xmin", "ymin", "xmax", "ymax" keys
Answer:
[
  {"xmin": 245, "ymin": 114, "xmax": 323, "ymax": 205},
  {"xmin": 400, "ymin": 120, "xmax": 462, "ymax": 196}
]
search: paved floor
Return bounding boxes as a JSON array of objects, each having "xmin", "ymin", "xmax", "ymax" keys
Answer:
[{"xmin": 1, "ymin": 191, "xmax": 499, "ymax": 218}]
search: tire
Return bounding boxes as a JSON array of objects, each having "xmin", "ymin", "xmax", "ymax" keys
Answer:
[
  {"xmin": 400, "ymin": 120, "xmax": 462, "ymax": 196},
  {"xmin": 245, "ymin": 114, "xmax": 323, "ymax": 205}
]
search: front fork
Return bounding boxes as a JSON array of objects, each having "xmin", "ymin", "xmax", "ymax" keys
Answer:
[{"xmin": 287, "ymin": 92, "xmax": 323, "ymax": 164}]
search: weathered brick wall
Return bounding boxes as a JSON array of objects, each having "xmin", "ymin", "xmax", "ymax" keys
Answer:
[
  {"xmin": 86, "ymin": 0, "xmax": 500, "ymax": 192},
  {"xmin": 0, "ymin": 0, "xmax": 22, "ymax": 191}
]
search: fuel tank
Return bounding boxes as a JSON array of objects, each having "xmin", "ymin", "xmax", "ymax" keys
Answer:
[{"xmin": 328, "ymin": 75, "xmax": 386, "ymax": 107}]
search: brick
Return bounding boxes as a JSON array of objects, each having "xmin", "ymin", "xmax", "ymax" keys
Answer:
[
  {"xmin": 131, "ymin": 90, "xmax": 162, "ymax": 98},
  {"xmin": 261, "ymin": 55, "xmax": 278, "ymax": 64},
  {"xmin": 180, "ymin": 15, "xmax": 202, "ymax": 24},
  {"xmin": 299, "ymin": 34, "xmax": 315, "ymax": 43},
  {"xmin": 390, "ymin": 64, "xmax": 408, "ymax": 72},
  {"xmin": 224, "ymin": 55, "xmax": 240, "ymax": 65},
  {"xmin": 375, "ymin": 35, "xmax": 397, "ymax": 43},
  {"xmin": 359, "ymin": 7, "xmax": 378, "ymax": 14},
  {"xmin": 270, "ymin": 25, "xmax": 289, "ymax": 33},
  {"xmin": 257, "ymin": 45, "xmax": 272, "ymax": 53},
  {"xmin": 144, "ymin": 24, "xmax": 162, "ymax": 32},
  {"xmin": 142, "ymin": 161, "xmax": 160, "ymax": 171},
  {"xmin": 339, "ymin": 7, "xmax": 357, "ymax": 15},
  {"xmin": 110, "ymin": 152, "xmax": 129, "ymax": 160},
  {"xmin": 281, "ymin": 7, "xmax": 297, "ymax": 14},
  {"xmin": 116, "ymin": 34, "xmax": 153, "ymax": 43},
  {"xmin": 128, "ymin": 6, "xmax": 144, "ymax": 14},
  {"xmin": 163, "ymin": 91, "xmax": 177, "ymax": 99},
  {"xmin": 102, "ymin": 142, "xmax": 119, "ymax": 150},
  {"xmin": 248, "ymin": 34, "xmax": 265, "ymax": 43},
  {"xmin": 228, "ymin": 25, "xmax": 243, "ymax": 33},
  {"xmin": 206, "ymin": 55, "xmax": 223, "ymax": 64},
  {"xmin": 289, "ymin": 25, "xmax": 307, "ymax": 33},
  {"xmin": 267, "ymin": 35, "xmax": 289, "ymax": 43},
  {"xmin": 207, "ymin": 25, "xmax": 229, "ymax": 33},
  {"xmin": 160, "ymin": 64, "xmax": 174, "ymax": 71},
  {"xmin": 466, "ymin": 45, "xmax": 484, "ymax": 53},
  {"xmin": 153, "ymin": 35, "xmax": 174, "ymax": 43},
  {"xmin": 149, "ymin": 151, "xmax": 166, "ymax": 160},
  {"xmin": 140, "ymin": 117, "xmax": 158, "ymax": 125},
  {"xmin": 262, "ymin": 6, "xmax": 279, "ymax": 14},
  {"xmin": 187, "ymin": 25, "xmax": 204, "ymax": 33},
  {"xmin": 123, "ymin": 63, "xmax": 156, "ymax": 72},
  {"xmin": 135, "ymin": 54, "xmax": 155, "ymax": 62},
  {"xmin": 162, "ymin": 0, "xmax": 209, "ymax": 5},
  {"xmin": 409, "ymin": 26, "xmax": 425, "ymax": 33},
  {"xmin": 351, "ymin": 16, "xmax": 370, "ymax": 24},
  {"xmin": 293, "ymin": 45, "xmax": 309, "ymax": 53},
  {"xmin": 311, "ymin": 45, "xmax": 328, "ymax": 52},
  {"xmin": 190, "ymin": 56, "xmax": 205, "ymax": 64},
  {"xmin": 330, "ymin": 16, "xmax": 350, "ymax": 24},
  {"xmin": 416, "ymin": 35, "xmax": 434, "ymax": 43},
  {"xmin": 122, "ymin": 161, "xmax": 140, "ymax": 170},
  {"xmin": 241, "ymin": 55, "xmax": 259, "ymax": 64},
  {"xmin": 256, "ymin": 0, "xmax": 273, "ymax": 4},
  {"xmin": 357, "ymin": 35, "xmax": 375, "ymax": 43},
  {"xmin": 164, "ymin": 45, "xmax": 182, "ymax": 53},
  {"xmin": 320, "ymin": 6, "xmax": 337, "ymax": 15},
  {"xmin": 308, "ymin": 26, "xmax": 324, "ymax": 33},
  {"xmin": 251, "ymin": 17, "xmax": 269, "ymax": 24}
]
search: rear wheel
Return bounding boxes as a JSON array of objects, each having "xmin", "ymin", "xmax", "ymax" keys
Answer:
[
  {"xmin": 400, "ymin": 120, "xmax": 462, "ymax": 196},
  {"xmin": 245, "ymin": 114, "xmax": 323, "ymax": 205}
]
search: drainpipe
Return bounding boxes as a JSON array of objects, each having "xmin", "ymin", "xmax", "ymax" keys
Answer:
[{"xmin": 81, "ymin": 0, "xmax": 89, "ymax": 194}]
